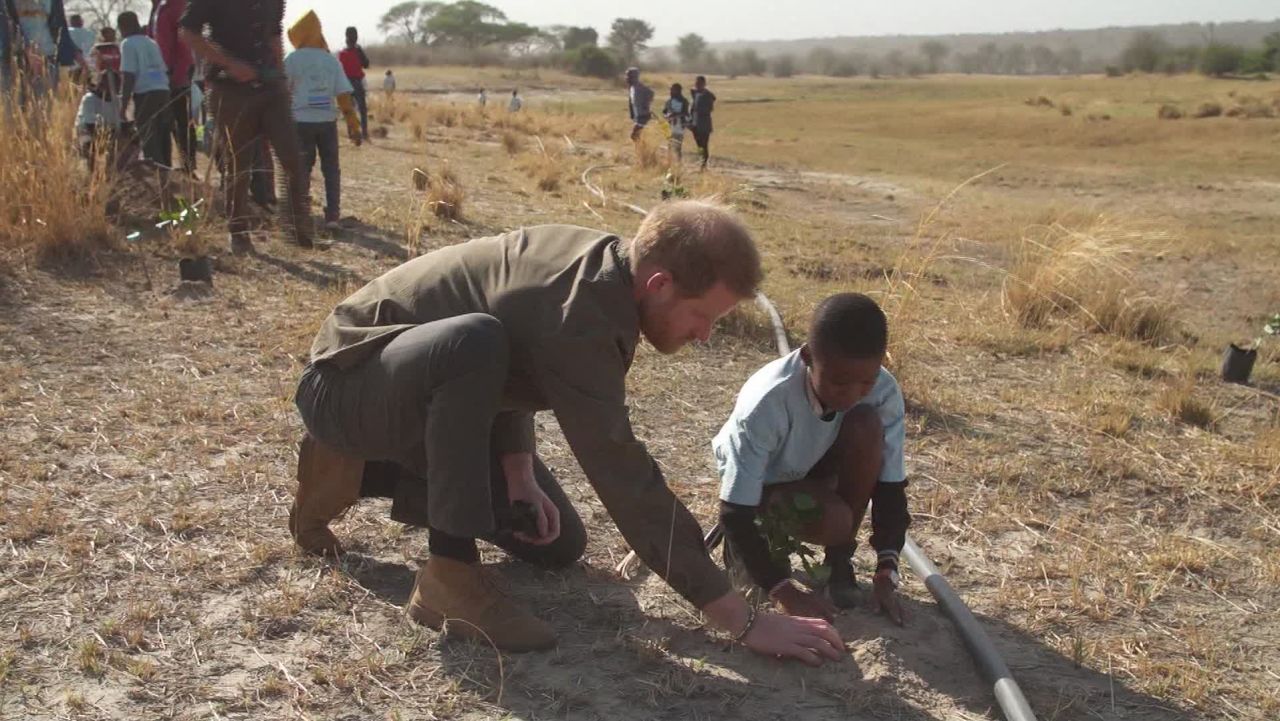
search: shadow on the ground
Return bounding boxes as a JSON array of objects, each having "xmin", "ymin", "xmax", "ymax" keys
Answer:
[
  {"xmin": 343, "ymin": 547, "xmax": 1203, "ymax": 721},
  {"xmin": 333, "ymin": 219, "xmax": 410, "ymax": 261},
  {"xmin": 253, "ymin": 250, "xmax": 359, "ymax": 289}
]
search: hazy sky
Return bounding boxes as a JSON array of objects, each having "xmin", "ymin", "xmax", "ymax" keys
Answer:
[{"xmin": 290, "ymin": 0, "xmax": 1278, "ymax": 46}]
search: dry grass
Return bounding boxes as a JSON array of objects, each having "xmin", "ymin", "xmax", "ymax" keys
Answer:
[
  {"xmin": 425, "ymin": 163, "xmax": 465, "ymax": 220},
  {"xmin": 0, "ymin": 84, "xmax": 115, "ymax": 262},
  {"xmin": 1003, "ymin": 217, "xmax": 1180, "ymax": 342}
]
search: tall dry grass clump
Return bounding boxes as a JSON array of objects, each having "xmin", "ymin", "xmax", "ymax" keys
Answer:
[
  {"xmin": 0, "ymin": 89, "xmax": 114, "ymax": 262},
  {"xmin": 1002, "ymin": 217, "xmax": 1179, "ymax": 342},
  {"xmin": 425, "ymin": 163, "xmax": 465, "ymax": 220}
]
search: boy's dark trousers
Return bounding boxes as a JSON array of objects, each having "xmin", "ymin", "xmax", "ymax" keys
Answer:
[
  {"xmin": 692, "ymin": 126, "xmax": 711, "ymax": 167},
  {"xmin": 208, "ymin": 78, "xmax": 310, "ymax": 245},
  {"xmin": 133, "ymin": 89, "xmax": 172, "ymax": 165},
  {"xmin": 349, "ymin": 77, "xmax": 368, "ymax": 139},
  {"xmin": 295, "ymin": 121, "xmax": 341, "ymax": 218}
]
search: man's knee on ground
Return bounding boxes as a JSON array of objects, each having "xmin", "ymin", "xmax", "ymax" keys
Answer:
[{"xmin": 452, "ymin": 313, "xmax": 509, "ymax": 365}]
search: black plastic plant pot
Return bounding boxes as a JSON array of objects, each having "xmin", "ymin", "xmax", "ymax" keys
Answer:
[
  {"xmin": 1221, "ymin": 343, "xmax": 1257, "ymax": 384},
  {"xmin": 179, "ymin": 256, "xmax": 213, "ymax": 284}
]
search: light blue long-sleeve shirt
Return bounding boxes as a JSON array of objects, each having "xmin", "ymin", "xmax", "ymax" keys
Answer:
[{"xmin": 714, "ymin": 349, "xmax": 906, "ymax": 507}]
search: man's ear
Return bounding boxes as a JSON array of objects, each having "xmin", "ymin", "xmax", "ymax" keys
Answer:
[
  {"xmin": 641, "ymin": 269, "xmax": 673, "ymax": 297},
  {"xmin": 799, "ymin": 343, "xmax": 812, "ymax": 366}
]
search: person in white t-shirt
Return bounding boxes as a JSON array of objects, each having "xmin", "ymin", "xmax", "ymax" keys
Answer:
[
  {"xmin": 507, "ymin": 88, "xmax": 521, "ymax": 112},
  {"xmin": 382, "ymin": 69, "xmax": 396, "ymax": 99},
  {"xmin": 284, "ymin": 11, "xmax": 363, "ymax": 229},
  {"xmin": 117, "ymin": 11, "xmax": 170, "ymax": 165},
  {"xmin": 76, "ymin": 82, "xmax": 121, "ymax": 167}
]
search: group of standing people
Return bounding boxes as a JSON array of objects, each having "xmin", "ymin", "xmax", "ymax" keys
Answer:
[{"xmin": 626, "ymin": 67, "xmax": 716, "ymax": 170}]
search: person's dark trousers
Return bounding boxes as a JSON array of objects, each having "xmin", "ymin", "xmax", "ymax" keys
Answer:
[
  {"xmin": 294, "ymin": 313, "xmax": 588, "ymax": 568},
  {"xmin": 349, "ymin": 77, "xmax": 368, "ymax": 139},
  {"xmin": 250, "ymin": 139, "xmax": 276, "ymax": 208},
  {"xmin": 134, "ymin": 89, "xmax": 173, "ymax": 166},
  {"xmin": 169, "ymin": 84, "xmax": 196, "ymax": 171},
  {"xmin": 295, "ymin": 121, "xmax": 341, "ymax": 219},
  {"xmin": 692, "ymin": 126, "xmax": 711, "ymax": 168},
  {"xmin": 208, "ymin": 79, "xmax": 310, "ymax": 246}
]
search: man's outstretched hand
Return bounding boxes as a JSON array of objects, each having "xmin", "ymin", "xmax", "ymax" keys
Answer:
[{"xmin": 743, "ymin": 611, "xmax": 846, "ymax": 667}]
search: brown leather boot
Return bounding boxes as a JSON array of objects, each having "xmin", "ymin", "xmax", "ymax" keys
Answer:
[
  {"xmin": 288, "ymin": 434, "xmax": 363, "ymax": 557},
  {"xmin": 407, "ymin": 556, "xmax": 557, "ymax": 652}
]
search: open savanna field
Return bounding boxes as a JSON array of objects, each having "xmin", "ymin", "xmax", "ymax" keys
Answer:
[{"xmin": 1, "ymin": 67, "xmax": 1278, "ymax": 720}]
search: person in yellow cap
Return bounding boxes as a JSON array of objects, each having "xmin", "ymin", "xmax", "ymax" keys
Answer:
[{"xmin": 284, "ymin": 10, "xmax": 362, "ymax": 230}]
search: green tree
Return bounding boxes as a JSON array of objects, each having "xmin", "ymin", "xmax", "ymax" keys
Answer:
[
  {"xmin": 770, "ymin": 54, "xmax": 797, "ymax": 78},
  {"xmin": 1030, "ymin": 45, "xmax": 1059, "ymax": 74},
  {"xmin": 379, "ymin": 2, "xmax": 430, "ymax": 44},
  {"xmin": 1262, "ymin": 31, "xmax": 1280, "ymax": 70},
  {"xmin": 1000, "ymin": 43, "xmax": 1028, "ymax": 74},
  {"xmin": 1199, "ymin": 43, "xmax": 1243, "ymax": 77},
  {"xmin": 561, "ymin": 26, "xmax": 598, "ymax": 51},
  {"xmin": 607, "ymin": 18, "xmax": 654, "ymax": 67},
  {"xmin": 424, "ymin": 1, "xmax": 508, "ymax": 47},
  {"xmin": 723, "ymin": 48, "xmax": 766, "ymax": 77},
  {"xmin": 1198, "ymin": 43, "xmax": 1239, "ymax": 77},
  {"xmin": 1059, "ymin": 45, "xmax": 1084, "ymax": 74},
  {"xmin": 676, "ymin": 33, "xmax": 708, "ymax": 68},
  {"xmin": 1120, "ymin": 31, "xmax": 1169, "ymax": 73},
  {"xmin": 920, "ymin": 40, "xmax": 949, "ymax": 74},
  {"xmin": 568, "ymin": 46, "xmax": 621, "ymax": 79}
]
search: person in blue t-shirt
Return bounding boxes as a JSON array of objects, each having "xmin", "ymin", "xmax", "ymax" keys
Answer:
[
  {"xmin": 284, "ymin": 10, "xmax": 361, "ymax": 230},
  {"xmin": 714, "ymin": 293, "xmax": 911, "ymax": 625},
  {"xmin": 117, "ymin": 11, "xmax": 170, "ymax": 165}
]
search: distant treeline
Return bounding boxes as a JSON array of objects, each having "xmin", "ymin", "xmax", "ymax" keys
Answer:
[{"xmin": 367, "ymin": 5, "xmax": 1280, "ymax": 79}]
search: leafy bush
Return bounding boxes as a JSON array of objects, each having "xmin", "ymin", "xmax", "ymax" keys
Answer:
[
  {"xmin": 1200, "ymin": 44, "xmax": 1244, "ymax": 77},
  {"xmin": 566, "ymin": 46, "xmax": 621, "ymax": 79}
]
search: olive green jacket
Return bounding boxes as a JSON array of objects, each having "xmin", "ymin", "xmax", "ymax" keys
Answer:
[{"xmin": 310, "ymin": 225, "xmax": 731, "ymax": 607}]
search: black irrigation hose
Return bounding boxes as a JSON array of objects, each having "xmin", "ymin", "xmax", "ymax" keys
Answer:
[{"xmin": 589, "ymin": 169, "xmax": 1038, "ymax": 721}]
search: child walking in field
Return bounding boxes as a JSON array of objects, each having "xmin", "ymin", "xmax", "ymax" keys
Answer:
[
  {"xmin": 284, "ymin": 10, "xmax": 363, "ymax": 229},
  {"xmin": 662, "ymin": 82, "xmax": 690, "ymax": 163},
  {"xmin": 714, "ymin": 293, "xmax": 911, "ymax": 624}
]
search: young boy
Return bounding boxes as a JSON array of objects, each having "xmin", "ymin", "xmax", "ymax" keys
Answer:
[
  {"xmin": 75, "ymin": 80, "xmax": 120, "ymax": 167},
  {"xmin": 662, "ymin": 82, "xmax": 690, "ymax": 163},
  {"xmin": 117, "ymin": 11, "xmax": 170, "ymax": 165},
  {"xmin": 714, "ymin": 293, "xmax": 910, "ymax": 624},
  {"xmin": 283, "ymin": 10, "xmax": 362, "ymax": 229},
  {"xmin": 382, "ymin": 68, "xmax": 396, "ymax": 99},
  {"xmin": 337, "ymin": 26, "xmax": 369, "ymax": 140}
]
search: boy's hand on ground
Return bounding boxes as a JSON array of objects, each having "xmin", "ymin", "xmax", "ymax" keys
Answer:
[
  {"xmin": 771, "ymin": 582, "xmax": 838, "ymax": 621},
  {"xmin": 743, "ymin": 611, "xmax": 845, "ymax": 667},
  {"xmin": 869, "ymin": 571, "xmax": 907, "ymax": 626}
]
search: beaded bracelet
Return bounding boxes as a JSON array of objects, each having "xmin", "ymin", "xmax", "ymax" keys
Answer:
[{"xmin": 731, "ymin": 604, "xmax": 758, "ymax": 642}]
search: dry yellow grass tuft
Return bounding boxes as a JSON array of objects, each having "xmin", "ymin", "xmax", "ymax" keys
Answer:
[
  {"xmin": 1003, "ymin": 217, "xmax": 1180, "ymax": 342},
  {"xmin": 1156, "ymin": 377, "xmax": 1217, "ymax": 429},
  {"xmin": 501, "ymin": 130, "xmax": 523, "ymax": 156},
  {"xmin": 426, "ymin": 163, "xmax": 465, "ymax": 220},
  {"xmin": 0, "ymin": 89, "xmax": 115, "ymax": 262}
]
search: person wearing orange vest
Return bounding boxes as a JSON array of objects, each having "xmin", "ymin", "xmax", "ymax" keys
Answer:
[{"xmin": 336, "ymin": 26, "xmax": 368, "ymax": 140}]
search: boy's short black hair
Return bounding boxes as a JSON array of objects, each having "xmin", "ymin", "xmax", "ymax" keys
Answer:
[
  {"xmin": 808, "ymin": 293, "xmax": 888, "ymax": 359},
  {"xmin": 116, "ymin": 11, "xmax": 139, "ymax": 32}
]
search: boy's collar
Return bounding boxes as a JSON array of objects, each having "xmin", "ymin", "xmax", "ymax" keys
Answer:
[{"xmin": 803, "ymin": 364, "xmax": 838, "ymax": 421}]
